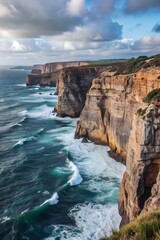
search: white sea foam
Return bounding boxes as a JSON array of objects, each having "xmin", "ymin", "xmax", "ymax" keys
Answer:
[
  {"xmin": 1, "ymin": 216, "xmax": 11, "ymax": 223},
  {"xmin": 18, "ymin": 109, "xmax": 28, "ymax": 117},
  {"xmin": 43, "ymin": 190, "xmax": 50, "ymax": 196},
  {"xmin": 36, "ymin": 128, "xmax": 44, "ymax": 135},
  {"xmin": 36, "ymin": 147, "xmax": 45, "ymax": 152},
  {"xmin": 0, "ymin": 216, "xmax": 11, "ymax": 223},
  {"xmin": 16, "ymin": 83, "xmax": 26, "ymax": 87},
  {"xmin": 27, "ymin": 105, "xmax": 54, "ymax": 119},
  {"xmin": 67, "ymin": 159, "xmax": 83, "ymax": 186},
  {"xmin": 32, "ymin": 92, "xmax": 57, "ymax": 98},
  {"xmin": 21, "ymin": 209, "xmax": 29, "ymax": 215},
  {"xmin": 41, "ymin": 192, "xmax": 59, "ymax": 206},
  {"xmin": 70, "ymin": 203, "xmax": 121, "ymax": 240},
  {"xmin": 28, "ymin": 87, "xmax": 39, "ymax": 90},
  {"xmin": 14, "ymin": 136, "xmax": 36, "ymax": 146},
  {"xmin": 63, "ymin": 139, "xmax": 125, "ymax": 180},
  {"xmin": 46, "ymin": 203, "xmax": 121, "ymax": 240},
  {"xmin": 20, "ymin": 89, "xmax": 57, "ymax": 103}
]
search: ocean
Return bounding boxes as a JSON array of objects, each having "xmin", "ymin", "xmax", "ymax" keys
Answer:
[{"xmin": 0, "ymin": 68, "xmax": 125, "ymax": 240}]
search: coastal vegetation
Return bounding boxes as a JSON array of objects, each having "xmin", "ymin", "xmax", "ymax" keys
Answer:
[
  {"xmin": 143, "ymin": 88, "xmax": 160, "ymax": 103},
  {"xmin": 101, "ymin": 211, "xmax": 160, "ymax": 240}
]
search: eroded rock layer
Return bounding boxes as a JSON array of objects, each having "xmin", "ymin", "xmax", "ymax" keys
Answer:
[
  {"xmin": 55, "ymin": 67, "xmax": 104, "ymax": 117},
  {"xmin": 119, "ymin": 100, "xmax": 160, "ymax": 224},
  {"xmin": 42, "ymin": 61, "xmax": 89, "ymax": 74},
  {"xmin": 75, "ymin": 68, "xmax": 160, "ymax": 161},
  {"xmin": 26, "ymin": 72, "xmax": 59, "ymax": 87},
  {"xmin": 56, "ymin": 65, "xmax": 160, "ymax": 224},
  {"xmin": 26, "ymin": 61, "xmax": 89, "ymax": 86}
]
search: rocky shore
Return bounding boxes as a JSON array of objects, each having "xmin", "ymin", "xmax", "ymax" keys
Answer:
[
  {"xmin": 26, "ymin": 55, "xmax": 160, "ymax": 227},
  {"xmin": 54, "ymin": 58, "xmax": 160, "ymax": 226}
]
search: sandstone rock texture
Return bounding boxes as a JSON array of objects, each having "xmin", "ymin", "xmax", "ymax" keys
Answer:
[
  {"xmin": 31, "ymin": 64, "xmax": 44, "ymax": 74},
  {"xmin": 119, "ymin": 101, "xmax": 160, "ymax": 225},
  {"xmin": 41, "ymin": 61, "xmax": 89, "ymax": 74},
  {"xmin": 75, "ymin": 67, "xmax": 160, "ymax": 161},
  {"xmin": 55, "ymin": 67, "xmax": 103, "ymax": 117},
  {"xmin": 26, "ymin": 72, "xmax": 59, "ymax": 87},
  {"xmin": 73, "ymin": 66, "xmax": 160, "ymax": 224},
  {"xmin": 26, "ymin": 61, "xmax": 89, "ymax": 87}
]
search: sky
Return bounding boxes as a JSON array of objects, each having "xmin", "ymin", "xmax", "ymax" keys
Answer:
[{"xmin": 0, "ymin": 0, "xmax": 160, "ymax": 65}]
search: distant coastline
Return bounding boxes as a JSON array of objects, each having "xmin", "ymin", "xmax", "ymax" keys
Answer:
[{"xmin": 10, "ymin": 66, "xmax": 32, "ymax": 71}]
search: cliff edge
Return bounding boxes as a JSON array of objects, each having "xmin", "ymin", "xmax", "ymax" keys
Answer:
[
  {"xmin": 26, "ymin": 61, "xmax": 89, "ymax": 87},
  {"xmin": 54, "ymin": 56, "xmax": 160, "ymax": 226},
  {"xmin": 55, "ymin": 66, "xmax": 104, "ymax": 117},
  {"xmin": 119, "ymin": 95, "xmax": 160, "ymax": 225}
]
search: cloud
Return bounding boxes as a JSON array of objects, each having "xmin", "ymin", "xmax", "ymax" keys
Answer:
[
  {"xmin": 130, "ymin": 36, "xmax": 160, "ymax": 51},
  {"xmin": 152, "ymin": 23, "xmax": 160, "ymax": 32},
  {"xmin": 0, "ymin": 0, "xmax": 82, "ymax": 38},
  {"xmin": 10, "ymin": 41, "xmax": 28, "ymax": 52},
  {"xmin": 64, "ymin": 41, "xmax": 100, "ymax": 50},
  {"xmin": 0, "ymin": 0, "xmax": 122, "ymax": 42},
  {"xmin": 125, "ymin": 0, "xmax": 160, "ymax": 13},
  {"xmin": 66, "ymin": 0, "xmax": 86, "ymax": 16},
  {"xmin": 54, "ymin": 20, "xmax": 122, "ymax": 42}
]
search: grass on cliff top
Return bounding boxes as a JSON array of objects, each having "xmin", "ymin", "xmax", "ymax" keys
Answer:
[
  {"xmin": 143, "ymin": 88, "xmax": 160, "ymax": 103},
  {"xmin": 87, "ymin": 54, "xmax": 160, "ymax": 74},
  {"xmin": 88, "ymin": 59, "xmax": 127, "ymax": 65},
  {"xmin": 101, "ymin": 211, "xmax": 160, "ymax": 240},
  {"xmin": 114, "ymin": 54, "xmax": 160, "ymax": 75}
]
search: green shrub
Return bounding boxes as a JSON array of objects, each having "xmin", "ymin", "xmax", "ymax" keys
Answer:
[
  {"xmin": 101, "ymin": 211, "xmax": 160, "ymax": 240},
  {"xmin": 137, "ymin": 108, "xmax": 147, "ymax": 116},
  {"xmin": 143, "ymin": 88, "xmax": 160, "ymax": 103}
]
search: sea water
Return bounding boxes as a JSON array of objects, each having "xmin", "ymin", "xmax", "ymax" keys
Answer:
[{"xmin": 0, "ymin": 68, "xmax": 125, "ymax": 240}]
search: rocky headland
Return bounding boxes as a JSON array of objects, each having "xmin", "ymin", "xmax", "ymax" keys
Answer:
[
  {"xmin": 26, "ymin": 61, "xmax": 89, "ymax": 87},
  {"xmin": 53, "ymin": 55, "xmax": 160, "ymax": 227},
  {"xmin": 26, "ymin": 55, "xmax": 160, "ymax": 230}
]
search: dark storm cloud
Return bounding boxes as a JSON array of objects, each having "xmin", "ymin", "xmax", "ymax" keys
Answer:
[
  {"xmin": 0, "ymin": 0, "xmax": 122, "ymax": 41},
  {"xmin": 125, "ymin": 0, "xmax": 160, "ymax": 13},
  {"xmin": 153, "ymin": 23, "xmax": 160, "ymax": 33}
]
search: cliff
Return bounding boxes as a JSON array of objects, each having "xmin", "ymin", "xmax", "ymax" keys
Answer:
[
  {"xmin": 119, "ymin": 97, "xmax": 160, "ymax": 225},
  {"xmin": 26, "ymin": 72, "xmax": 59, "ymax": 87},
  {"xmin": 55, "ymin": 61, "xmax": 160, "ymax": 225},
  {"xmin": 31, "ymin": 64, "xmax": 44, "ymax": 74},
  {"xmin": 75, "ymin": 68, "xmax": 160, "ymax": 161},
  {"xmin": 102, "ymin": 210, "xmax": 160, "ymax": 240},
  {"xmin": 55, "ymin": 66, "xmax": 105, "ymax": 117},
  {"xmin": 26, "ymin": 61, "xmax": 89, "ymax": 87},
  {"xmin": 41, "ymin": 61, "xmax": 89, "ymax": 74}
]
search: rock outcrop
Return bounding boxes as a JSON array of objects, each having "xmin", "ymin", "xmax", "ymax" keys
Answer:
[
  {"xmin": 75, "ymin": 68, "xmax": 160, "ymax": 162},
  {"xmin": 41, "ymin": 61, "xmax": 89, "ymax": 74},
  {"xmin": 55, "ymin": 63, "xmax": 160, "ymax": 224},
  {"xmin": 26, "ymin": 61, "xmax": 89, "ymax": 87},
  {"xmin": 119, "ymin": 99, "xmax": 160, "ymax": 225},
  {"xmin": 55, "ymin": 66, "xmax": 104, "ymax": 117},
  {"xmin": 31, "ymin": 64, "xmax": 44, "ymax": 74},
  {"xmin": 26, "ymin": 72, "xmax": 59, "ymax": 87}
]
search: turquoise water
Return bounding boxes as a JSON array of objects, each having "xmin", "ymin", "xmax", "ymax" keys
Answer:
[{"xmin": 0, "ymin": 68, "xmax": 125, "ymax": 240}]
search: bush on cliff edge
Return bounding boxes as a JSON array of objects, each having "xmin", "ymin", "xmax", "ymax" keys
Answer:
[
  {"xmin": 143, "ymin": 88, "xmax": 160, "ymax": 103},
  {"xmin": 101, "ymin": 211, "xmax": 160, "ymax": 240}
]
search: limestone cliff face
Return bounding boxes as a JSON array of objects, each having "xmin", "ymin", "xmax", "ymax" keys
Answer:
[
  {"xmin": 119, "ymin": 101, "xmax": 160, "ymax": 225},
  {"xmin": 42, "ymin": 61, "xmax": 89, "ymax": 74},
  {"xmin": 75, "ymin": 67, "xmax": 160, "ymax": 160},
  {"xmin": 72, "ymin": 66, "xmax": 160, "ymax": 224},
  {"xmin": 26, "ymin": 72, "xmax": 59, "ymax": 87},
  {"xmin": 27, "ymin": 61, "xmax": 160, "ymax": 225},
  {"xmin": 55, "ymin": 67, "xmax": 103, "ymax": 117},
  {"xmin": 31, "ymin": 64, "xmax": 43, "ymax": 74},
  {"xmin": 26, "ymin": 61, "xmax": 89, "ymax": 86}
]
